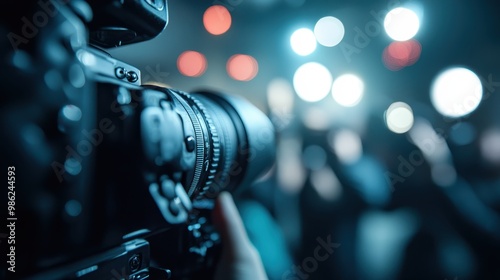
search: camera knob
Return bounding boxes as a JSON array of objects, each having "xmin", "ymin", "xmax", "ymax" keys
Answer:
[
  {"xmin": 115, "ymin": 67, "xmax": 126, "ymax": 79},
  {"xmin": 126, "ymin": 71, "xmax": 138, "ymax": 83}
]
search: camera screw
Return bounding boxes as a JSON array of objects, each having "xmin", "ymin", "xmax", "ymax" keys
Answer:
[
  {"xmin": 185, "ymin": 136, "xmax": 195, "ymax": 152},
  {"xmin": 127, "ymin": 71, "xmax": 139, "ymax": 83},
  {"xmin": 115, "ymin": 67, "xmax": 126, "ymax": 79},
  {"xmin": 129, "ymin": 254, "xmax": 142, "ymax": 272}
]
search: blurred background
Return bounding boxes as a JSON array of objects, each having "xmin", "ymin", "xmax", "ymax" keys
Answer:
[{"xmin": 108, "ymin": 0, "xmax": 500, "ymax": 279}]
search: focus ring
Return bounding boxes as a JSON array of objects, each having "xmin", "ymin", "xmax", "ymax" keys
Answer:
[
  {"xmin": 168, "ymin": 90, "xmax": 205, "ymax": 196},
  {"xmin": 176, "ymin": 91, "xmax": 220, "ymax": 198}
]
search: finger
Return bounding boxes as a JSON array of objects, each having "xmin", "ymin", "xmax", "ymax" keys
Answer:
[{"xmin": 212, "ymin": 191, "xmax": 252, "ymax": 257}]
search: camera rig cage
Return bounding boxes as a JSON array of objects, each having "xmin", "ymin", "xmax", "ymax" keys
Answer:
[{"xmin": 0, "ymin": 0, "xmax": 275, "ymax": 279}]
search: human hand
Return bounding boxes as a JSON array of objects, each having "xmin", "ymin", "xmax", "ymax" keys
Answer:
[{"xmin": 212, "ymin": 192, "xmax": 268, "ymax": 280}]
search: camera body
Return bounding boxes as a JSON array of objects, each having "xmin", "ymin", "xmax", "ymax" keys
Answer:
[{"xmin": 0, "ymin": 1, "xmax": 275, "ymax": 279}]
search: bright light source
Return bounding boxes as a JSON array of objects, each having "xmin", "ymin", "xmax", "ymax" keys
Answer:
[
  {"xmin": 385, "ymin": 102, "xmax": 414, "ymax": 134},
  {"xmin": 267, "ymin": 78, "xmax": 294, "ymax": 113},
  {"xmin": 331, "ymin": 129, "xmax": 363, "ymax": 164},
  {"xmin": 314, "ymin": 16, "xmax": 345, "ymax": 47},
  {"xmin": 177, "ymin": 51, "xmax": 207, "ymax": 77},
  {"xmin": 203, "ymin": 5, "xmax": 232, "ymax": 35},
  {"xmin": 227, "ymin": 54, "xmax": 258, "ymax": 81},
  {"xmin": 293, "ymin": 62, "xmax": 332, "ymax": 102},
  {"xmin": 290, "ymin": 28, "xmax": 317, "ymax": 56},
  {"xmin": 384, "ymin": 7, "xmax": 420, "ymax": 41},
  {"xmin": 431, "ymin": 67, "xmax": 483, "ymax": 118},
  {"xmin": 331, "ymin": 74, "xmax": 364, "ymax": 107}
]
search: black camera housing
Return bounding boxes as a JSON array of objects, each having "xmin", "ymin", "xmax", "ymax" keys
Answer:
[
  {"xmin": 87, "ymin": 0, "xmax": 169, "ymax": 47},
  {"xmin": 0, "ymin": 0, "xmax": 275, "ymax": 279}
]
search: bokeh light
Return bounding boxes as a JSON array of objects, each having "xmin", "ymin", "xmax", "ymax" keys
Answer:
[
  {"xmin": 385, "ymin": 102, "xmax": 414, "ymax": 134},
  {"xmin": 293, "ymin": 62, "xmax": 332, "ymax": 102},
  {"xmin": 303, "ymin": 145, "xmax": 327, "ymax": 171},
  {"xmin": 314, "ymin": 16, "xmax": 345, "ymax": 47},
  {"xmin": 431, "ymin": 67, "xmax": 483, "ymax": 118},
  {"xmin": 311, "ymin": 166, "xmax": 342, "ymax": 201},
  {"xmin": 384, "ymin": 7, "xmax": 420, "ymax": 41},
  {"xmin": 177, "ymin": 51, "xmax": 207, "ymax": 77},
  {"xmin": 277, "ymin": 138, "xmax": 306, "ymax": 194},
  {"xmin": 302, "ymin": 107, "xmax": 331, "ymax": 131},
  {"xmin": 290, "ymin": 28, "xmax": 317, "ymax": 56},
  {"xmin": 450, "ymin": 122, "xmax": 477, "ymax": 146},
  {"xmin": 431, "ymin": 163, "xmax": 457, "ymax": 187},
  {"xmin": 331, "ymin": 129, "xmax": 363, "ymax": 164},
  {"xmin": 227, "ymin": 54, "xmax": 258, "ymax": 81},
  {"xmin": 203, "ymin": 5, "xmax": 232, "ymax": 35},
  {"xmin": 409, "ymin": 118, "xmax": 451, "ymax": 163},
  {"xmin": 480, "ymin": 128, "xmax": 500, "ymax": 164},
  {"xmin": 267, "ymin": 78, "xmax": 294, "ymax": 113},
  {"xmin": 331, "ymin": 74, "xmax": 364, "ymax": 107},
  {"xmin": 383, "ymin": 39, "xmax": 422, "ymax": 71}
]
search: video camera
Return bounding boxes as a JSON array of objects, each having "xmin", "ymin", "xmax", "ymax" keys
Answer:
[{"xmin": 0, "ymin": 0, "xmax": 275, "ymax": 279}]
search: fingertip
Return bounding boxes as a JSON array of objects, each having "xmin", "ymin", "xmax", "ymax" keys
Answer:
[
  {"xmin": 212, "ymin": 191, "xmax": 250, "ymax": 251},
  {"xmin": 212, "ymin": 191, "xmax": 233, "ymax": 238}
]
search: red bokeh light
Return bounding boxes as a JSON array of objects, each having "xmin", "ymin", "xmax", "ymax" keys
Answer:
[
  {"xmin": 383, "ymin": 40, "xmax": 422, "ymax": 71},
  {"xmin": 203, "ymin": 5, "xmax": 232, "ymax": 35},
  {"xmin": 177, "ymin": 51, "xmax": 207, "ymax": 77},
  {"xmin": 226, "ymin": 54, "xmax": 258, "ymax": 81}
]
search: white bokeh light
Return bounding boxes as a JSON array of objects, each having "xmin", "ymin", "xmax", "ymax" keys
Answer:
[
  {"xmin": 314, "ymin": 16, "xmax": 345, "ymax": 47},
  {"xmin": 277, "ymin": 138, "xmax": 306, "ymax": 194},
  {"xmin": 311, "ymin": 166, "xmax": 342, "ymax": 201},
  {"xmin": 302, "ymin": 107, "xmax": 331, "ymax": 131},
  {"xmin": 293, "ymin": 62, "xmax": 333, "ymax": 102},
  {"xmin": 290, "ymin": 28, "xmax": 317, "ymax": 56},
  {"xmin": 331, "ymin": 74, "xmax": 364, "ymax": 107},
  {"xmin": 480, "ymin": 129, "xmax": 500, "ymax": 164},
  {"xmin": 384, "ymin": 7, "xmax": 420, "ymax": 41},
  {"xmin": 331, "ymin": 129, "xmax": 363, "ymax": 164},
  {"xmin": 431, "ymin": 67, "xmax": 483, "ymax": 118},
  {"xmin": 267, "ymin": 78, "xmax": 294, "ymax": 113},
  {"xmin": 385, "ymin": 102, "xmax": 414, "ymax": 134}
]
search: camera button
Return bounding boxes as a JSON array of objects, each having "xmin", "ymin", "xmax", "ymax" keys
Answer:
[
  {"xmin": 185, "ymin": 136, "xmax": 196, "ymax": 152},
  {"xmin": 115, "ymin": 67, "xmax": 126, "ymax": 79}
]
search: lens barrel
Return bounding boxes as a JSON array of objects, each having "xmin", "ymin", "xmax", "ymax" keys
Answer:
[{"xmin": 167, "ymin": 89, "xmax": 275, "ymax": 200}]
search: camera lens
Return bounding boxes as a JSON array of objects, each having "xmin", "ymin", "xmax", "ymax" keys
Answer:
[{"xmin": 167, "ymin": 89, "xmax": 276, "ymax": 200}]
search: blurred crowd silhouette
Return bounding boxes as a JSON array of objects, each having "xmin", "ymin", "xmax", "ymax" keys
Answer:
[{"xmin": 237, "ymin": 88, "xmax": 500, "ymax": 280}]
